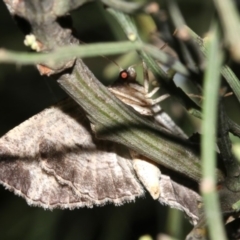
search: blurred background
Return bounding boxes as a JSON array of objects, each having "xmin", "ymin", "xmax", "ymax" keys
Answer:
[{"xmin": 0, "ymin": 1, "xmax": 239, "ymax": 240}]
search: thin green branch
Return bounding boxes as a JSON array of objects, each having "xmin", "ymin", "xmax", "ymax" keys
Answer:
[
  {"xmin": 0, "ymin": 41, "xmax": 142, "ymax": 66},
  {"xmin": 166, "ymin": 0, "xmax": 204, "ymax": 70},
  {"xmin": 188, "ymin": 27, "xmax": 240, "ymax": 103},
  {"xmin": 101, "ymin": 0, "xmax": 145, "ymax": 14},
  {"xmin": 143, "ymin": 44, "xmax": 189, "ymax": 76},
  {"xmin": 166, "ymin": 0, "xmax": 185, "ymax": 28},
  {"xmin": 188, "ymin": 108, "xmax": 202, "ymax": 119},
  {"xmin": 221, "ymin": 66, "xmax": 240, "ymax": 102},
  {"xmin": 213, "ymin": 0, "xmax": 240, "ymax": 61},
  {"xmin": 201, "ymin": 24, "xmax": 227, "ymax": 240}
]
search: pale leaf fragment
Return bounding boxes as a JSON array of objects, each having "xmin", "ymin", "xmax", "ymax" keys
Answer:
[{"xmin": 131, "ymin": 150, "xmax": 161, "ymax": 200}]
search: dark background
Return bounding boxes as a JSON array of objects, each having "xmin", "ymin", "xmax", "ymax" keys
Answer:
[{"xmin": 0, "ymin": 1, "xmax": 233, "ymax": 239}]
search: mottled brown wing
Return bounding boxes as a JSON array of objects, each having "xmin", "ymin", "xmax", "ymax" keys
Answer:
[{"xmin": 0, "ymin": 98, "xmax": 144, "ymax": 209}]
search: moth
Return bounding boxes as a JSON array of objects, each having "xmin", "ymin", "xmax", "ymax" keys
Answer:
[
  {"xmin": 108, "ymin": 61, "xmax": 188, "ymax": 139},
  {"xmin": 0, "ymin": 60, "xmax": 200, "ymax": 224}
]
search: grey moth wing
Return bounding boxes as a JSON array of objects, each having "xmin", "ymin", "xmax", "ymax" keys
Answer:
[{"xmin": 0, "ymin": 98, "xmax": 144, "ymax": 209}]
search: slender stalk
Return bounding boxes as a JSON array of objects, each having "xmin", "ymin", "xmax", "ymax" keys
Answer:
[
  {"xmin": 188, "ymin": 27, "xmax": 240, "ymax": 103},
  {"xmin": 201, "ymin": 24, "xmax": 227, "ymax": 240},
  {"xmin": 166, "ymin": 209, "xmax": 183, "ymax": 239},
  {"xmin": 213, "ymin": 0, "xmax": 240, "ymax": 61},
  {"xmin": 0, "ymin": 41, "xmax": 142, "ymax": 66},
  {"xmin": 101, "ymin": 0, "xmax": 144, "ymax": 14},
  {"xmin": 143, "ymin": 44, "xmax": 189, "ymax": 76}
]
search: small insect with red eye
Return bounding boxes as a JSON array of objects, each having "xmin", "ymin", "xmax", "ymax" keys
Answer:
[
  {"xmin": 119, "ymin": 66, "xmax": 137, "ymax": 82},
  {"xmin": 108, "ymin": 61, "xmax": 187, "ymax": 138}
]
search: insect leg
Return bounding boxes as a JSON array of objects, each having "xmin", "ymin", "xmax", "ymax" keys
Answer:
[{"xmin": 142, "ymin": 61, "xmax": 188, "ymax": 138}]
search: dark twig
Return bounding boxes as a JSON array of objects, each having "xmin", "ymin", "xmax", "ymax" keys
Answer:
[
  {"xmin": 165, "ymin": 0, "xmax": 205, "ymax": 71},
  {"xmin": 228, "ymin": 117, "xmax": 240, "ymax": 137},
  {"xmin": 218, "ymin": 103, "xmax": 240, "ymax": 180}
]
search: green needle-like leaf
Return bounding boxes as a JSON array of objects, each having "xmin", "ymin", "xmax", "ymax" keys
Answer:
[{"xmin": 201, "ymin": 23, "xmax": 227, "ymax": 240}]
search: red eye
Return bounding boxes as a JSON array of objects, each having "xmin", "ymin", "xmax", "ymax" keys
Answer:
[{"xmin": 119, "ymin": 70, "xmax": 128, "ymax": 80}]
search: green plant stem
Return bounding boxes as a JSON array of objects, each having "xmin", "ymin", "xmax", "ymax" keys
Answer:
[
  {"xmin": 201, "ymin": 24, "xmax": 227, "ymax": 240},
  {"xmin": 213, "ymin": 0, "xmax": 240, "ymax": 61},
  {"xmin": 166, "ymin": 0, "xmax": 204, "ymax": 70},
  {"xmin": 143, "ymin": 44, "xmax": 189, "ymax": 76},
  {"xmin": 188, "ymin": 108, "xmax": 202, "ymax": 119},
  {"xmin": 188, "ymin": 27, "xmax": 240, "ymax": 103},
  {"xmin": 0, "ymin": 41, "xmax": 142, "ymax": 66},
  {"xmin": 101, "ymin": 0, "xmax": 144, "ymax": 14}
]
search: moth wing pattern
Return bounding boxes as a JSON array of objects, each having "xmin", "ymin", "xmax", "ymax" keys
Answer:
[
  {"xmin": 0, "ymin": 97, "xmax": 200, "ymax": 225},
  {"xmin": 0, "ymin": 98, "xmax": 144, "ymax": 209}
]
